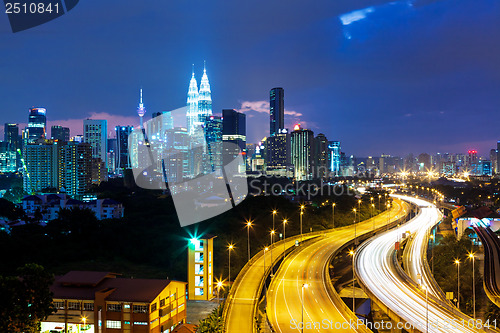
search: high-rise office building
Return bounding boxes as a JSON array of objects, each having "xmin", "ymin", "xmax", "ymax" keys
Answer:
[
  {"xmin": 27, "ymin": 108, "xmax": 47, "ymax": 143},
  {"xmin": 290, "ymin": 124, "xmax": 314, "ymax": 181},
  {"xmin": 83, "ymin": 119, "xmax": 108, "ymax": 169},
  {"xmin": 266, "ymin": 131, "xmax": 291, "ymax": 176},
  {"xmin": 489, "ymin": 149, "xmax": 497, "ymax": 174},
  {"xmin": 115, "ymin": 126, "xmax": 134, "ymax": 170},
  {"xmin": 314, "ymin": 133, "xmax": 329, "ymax": 178},
  {"xmin": 61, "ymin": 142, "xmax": 92, "ymax": 197},
  {"xmin": 4, "ymin": 123, "xmax": 20, "ymax": 150},
  {"xmin": 51, "ymin": 125, "xmax": 70, "ymax": 142},
  {"xmin": 497, "ymin": 141, "xmax": 500, "ymax": 175},
  {"xmin": 107, "ymin": 138, "xmax": 117, "ymax": 174},
  {"xmin": 149, "ymin": 111, "xmax": 174, "ymax": 141},
  {"xmin": 270, "ymin": 88, "xmax": 284, "ymax": 137},
  {"xmin": 205, "ymin": 116, "xmax": 223, "ymax": 172},
  {"xmin": 186, "ymin": 64, "xmax": 213, "ymax": 136},
  {"xmin": 222, "ymin": 109, "xmax": 246, "ymax": 171},
  {"xmin": 197, "ymin": 64, "xmax": 213, "ymax": 123},
  {"xmin": 328, "ymin": 141, "xmax": 341, "ymax": 176}
]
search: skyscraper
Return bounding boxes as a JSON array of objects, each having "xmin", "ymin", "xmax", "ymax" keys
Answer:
[
  {"xmin": 51, "ymin": 125, "xmax": 70, "ymax": 142},
  {"xmin": 115, "ymin": 126, "xmax": 134, "ymax": 170},
  {"xmin": 83, "ymin": 119, "xmax": 108, "ymax": 169},
  {"xmin": 222, "ymin": 109, "xmax": 246, "ymax": 169},
  {"xmin": 266, "ymin": 131, "xmax": 291, "ymax": 176},
  {"xmin": 4, "ymin": 123, "xmax": 19, "ymax": 149},
  {"xmin": 187, "ymin": 67, "xmax": 199, "ymax": 135},
  {"xmin": 137, "ymin": 89, "xmax": 146, "ymax": 128},
  {"xmin": 27, "ymin": 108, "xmax": 47, "ymax": 143},
  {"xmin": 328, "ymin": 141, "xmax": 341, "ymax": 176},
  {"xmin": 149, "ymin": 111, "xmax": 174, "ymax": 141},
  {"xmin": 314, "ymin": 133, "xmax": 329, "ymax": 178},
  {"xmin": 290, "ymin": 124, "xmax": 314, "ymax": 181},
  {"xmin": 0, "ymin": 142, "xmax": 16, "ymax": 173},
  {"xmin": 270, "ymin": 88, "xmax": 284, "ymax": 137},
  {"xmin": 62, "ymin": 142, "xmax": 92, "ymax": 197},
  {"xmin": 205, "ymin": 115, "xmax": 223, "ymax": 171},
  {"xmin": 497, "ymin": 141, "xmax": 500, "ymax": 175},
  {"xmin": 23, "ymin": 140, "xmax": 60, "ymax": 193},
  {"xmin": 197, "ymin": 63, "xmax": 213, "ymax": 123},
  {"xmin": 187, "ymin": 64, "xmax": 212, "ymax": 135}
]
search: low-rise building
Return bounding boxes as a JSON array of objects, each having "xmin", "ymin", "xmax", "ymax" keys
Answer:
[
  {"xmin": 42, "ymin": 271, "xmax": 187, "ymax": 333},
  {"xmin": 21, "ymin": 194, "xmax": 124, "ymax": 221}
]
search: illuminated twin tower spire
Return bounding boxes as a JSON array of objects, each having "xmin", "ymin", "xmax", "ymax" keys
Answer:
[{"xmin": 187, "ymin": 62, "xmax": 212, "ymax": 135}]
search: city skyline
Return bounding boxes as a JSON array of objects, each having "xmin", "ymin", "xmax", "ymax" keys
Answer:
[{"xmin": 1, "ymin": 0, "xmax": 499, "ymax": 156}]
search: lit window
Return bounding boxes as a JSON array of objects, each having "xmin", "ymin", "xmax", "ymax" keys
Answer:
[
  {"xmin": 107, "ymin": 303, "xmax": 122, "ymax": 312},
  {"xmin": 106, "ymin": 320, "xmax": 121, "ymax": 329}
]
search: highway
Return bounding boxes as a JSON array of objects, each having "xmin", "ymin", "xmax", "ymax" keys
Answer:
[
  {"xmin": 266, "ymin": 199, "xmax": 409, "ymax": 333},
  {"xmin": 224, "ymin": 233, "xmax": 319, "ymax": 332},
  {"xmin": 472, "ymin": 222, "xmax": 500, "ymax": 307},
  {"xmin": 355, "ymin": 195, "xmax": 492, "ymax": 333}
]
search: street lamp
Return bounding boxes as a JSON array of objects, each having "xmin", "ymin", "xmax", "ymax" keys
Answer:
[
  {"xmin": 468, "ymin": 252, "xmax": 476, "ymax": 319},
  {"xmin": 301, "ymin": 283, "xmax": 309, "ymax": 333},
  {"xmin": 246, "ymin": 221, "xmax": 253, "ymax": 262},
  {"xmin": 423, "ymin": 284, "xmax": 429, "ymax": 333},
  {"xmin": 272, "ymin": 210, "xmax": 277, "ymax": 233},
  {"xmin": 263, "ymin": 247, "xmax": 269, "ymax": 273},
  {"xmin": 282, "ymin": 219, "xmax": 288, "ymax": 262},
  {"xmin": 353, "ymin": 208, "xmax": 357, "ymax": 247},
  {"xmin": 454, "ymin": 259, "xmax": 460, "ymax": 309},
  {"xmin": 332, "ymin": 203, "xmax": 336, "ymax": 229},
  {"xmin": 228, "ymin": 244, "xmax": 234, "ymax": 287},
  {"xmin": 300, "ymin": 205, "xmax": 305, "ymax": 243},
  {"xmin": 349, "ymin": 250, "xmax": 356, "ymax": 312},
  {"xmin": 216, "ymin": 280, "xmax": 223, "ymax": 305},
  {"xmin": 270, "ymin": 231, "xmax": 275, "ymax": 276},
  {"xmin": 371, "ymin": 204, "xmax": 375, "ymax": 230},
  {"xmin": 378, "ymin": 194, "xmax": 381, "ymax": 211},
  {"xmin": 429, "ymin": 234, "xmax": 435, "ymax": 274},
  {"xmin": 386, "ymin": 203, "xmax": 391, "ymax": 231}
]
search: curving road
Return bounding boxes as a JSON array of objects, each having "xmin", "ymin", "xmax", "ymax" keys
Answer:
[
  {"xmin": 355, "ymin": 195, "xmax": 492, "ymax": 333},
  {"xmin": 472, "ymin": 222, "xmax": 500, "ymax": 307},
  {"xmin": 267, "ymin": 199, "xmax": 409, "ymax": 333}
]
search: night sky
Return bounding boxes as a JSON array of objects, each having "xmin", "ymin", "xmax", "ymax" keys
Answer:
[{"xmin": 0, "ymin": 0, "xmax": 499, "ymax": 157}]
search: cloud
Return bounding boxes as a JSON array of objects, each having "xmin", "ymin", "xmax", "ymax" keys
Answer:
[{"xmin": 237, "ymin": 100, "xmax": 302, "ymax": 117}]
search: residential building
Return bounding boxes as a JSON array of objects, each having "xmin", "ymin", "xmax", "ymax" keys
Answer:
[{"xmin": 42, "ymin": 271, "xmax": 186, "ymax": 333}]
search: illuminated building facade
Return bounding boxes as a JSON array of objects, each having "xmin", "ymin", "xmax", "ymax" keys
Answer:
[
  {"xmin": 0, "ymin": 142, "xmax": 16, "ymax": 173},
  {"xmin": 204, "ymin": 115, "xmax": 223, "ymax": 172},
  {"xmin": 42, "ymin": 271, "xmax": 187, "ymax": 333},
  {"xmin": 328, "ymin": 141, "xmax": 341, "ymax": 176},
  {"xmin": 186, "ymin": 64, "xmax": 213, "ymax": 136},
  {"xmin": 27, "ymin": 107, "xmax": 47, "ymax": 143},
  {"xmin": 266, "ymin": 130, "xmax": 291, "ymax": 176},
  {"xmin": 314, "ymin": 133, "xmax": 329, "ymax": 178},
  {"xmin": 62, "ymin": 142, "xmax": 93, "ymax": 197},
  {"xmin": 290, "ymin": 124, "xmax": 314, "ymax": 181},
  {"xmin": 116, "ymin": 126, "xmax": 134, "ymax": 171},
  {"xmin": 187, "ymin": 235, "xmax": 215, "ymax": 301},
  {"xmin": 222, "ymin": 109, "xmax": 246, "ymax": 170}
]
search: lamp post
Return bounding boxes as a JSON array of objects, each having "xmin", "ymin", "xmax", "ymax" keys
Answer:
[
  {"xmin": 228, "ymin": 244, "xmax": 234, "ymax": 287},
  {"xmin": 270, "ymin": 230, "xmax": 275, "ymax": 275},
  {"xmin": 371, "ymin": 204, "xmax": 375, "ymax": 230},
  {"xmin": 332, "ymin": 203, "xmax": 336, "ymax": 229},
  {"xmin": 353, "ymin": 208, "xmax": 357, "ymax": 247},
  {"xmin": 349, "ymin": 250, "xmax": 356, "ymax": 312},
  {"xmin": 301, "ymin": 283, "xmax": 309, "ymax": 333},
  {"xmin": 272, "ymin": 210, "xmax": 277, "ymax": 233},
  {"xmin": 429, "ymin": 234, "xmax": 435, "ymax": 274},
  {"xmin": 378, "ymin": 194, "xmax": 381, "ymax": 211},
  {"xmin": 454, "ymin": 259, "xmax": 460, "ymax": 309},
  {"xmin": 468, "ymin": 252, "xmax": 476, "ymax": 319},
  {"xmin": 300, "ymin": 205, "xmax": 305, "ymax": 243},
  {"xmin": 387, "ymin": 203, "xmax": 391, "ymax": 231},
  {"xmin": 263, "ymin": 247, "xmax": 268, "ymax": 273},
  {"xmin": 283, "ymin": 219, "xmax": 288, "ymax": 262},
  {"xmin": 216, "ymin": 281, "xmax": 223, "ymax": 305},
  {"xmin": 246, "ymin": 221, "xmax": 252, "ymax": 262},
  {"xmin": 423, "ymin": 285, "xmax": 429, "ymax": 333}
]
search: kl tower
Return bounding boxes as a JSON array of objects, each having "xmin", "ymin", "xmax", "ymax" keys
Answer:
[{"xmin": 137, "ymin": 88, "xmax": 146, "ymax": 128}]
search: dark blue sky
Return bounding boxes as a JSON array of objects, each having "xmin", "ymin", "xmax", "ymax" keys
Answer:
[{"xmin": 1, "ymin": 0, "xmax": 499, "ymax": 157}]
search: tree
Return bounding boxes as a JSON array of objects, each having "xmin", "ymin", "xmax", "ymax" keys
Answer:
[
  {"xmin": 197, "ymin": 303, "xmax": 224, "ymax": 333},
  {"xmin": 0, "ymin": 264, "xmax": 55, "ymax": 333}
]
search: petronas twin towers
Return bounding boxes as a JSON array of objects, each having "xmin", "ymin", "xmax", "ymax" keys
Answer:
[{"xmin": 187, "ymin": 63, "xmax": 213, "ymax": 135}]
